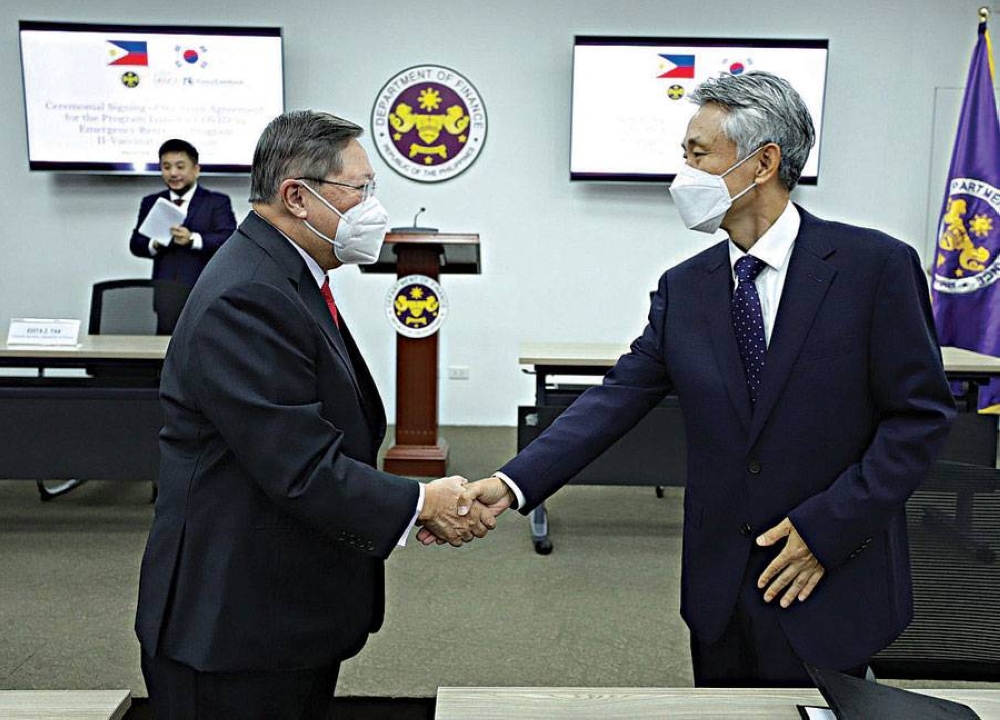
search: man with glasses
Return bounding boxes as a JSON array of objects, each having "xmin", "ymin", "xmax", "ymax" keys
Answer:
[{"xmin": 135, "ymin": 111, "xmax": 492, "ymax": 718}]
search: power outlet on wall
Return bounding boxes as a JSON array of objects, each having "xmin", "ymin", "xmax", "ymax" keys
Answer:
[{"xmin": 447, "ymin": 366, "xmax": 470, "ymax": 380}]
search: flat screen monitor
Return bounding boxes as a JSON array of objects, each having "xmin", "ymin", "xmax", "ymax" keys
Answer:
[
  {"xmin": 18, "ymin": 21, "xmax": 284, "ymax": 174},
  {"xmin": 570, "ymin": 36, "xmax": 829, "ymax": 184}
]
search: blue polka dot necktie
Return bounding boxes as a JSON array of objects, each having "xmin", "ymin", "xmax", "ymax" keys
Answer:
[{"xmin": 731, "ymin": 255, "xmax": 768, "ymax": 405}]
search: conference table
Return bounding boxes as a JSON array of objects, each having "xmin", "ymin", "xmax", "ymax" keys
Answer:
[
  {"xmin": 518, "ymin": 343, "xmax": 1000, "ymax": 554},
  {"xmin": 0, "ymin": 689, "xmax": 130, "ymax": 720},
  {"xmin": 434, "ymin": 686, "xmax": 1000, "ymax": 719},
  {"xmin": 0, "ymin": 335, "xmax": 169, "ymax": 498}
]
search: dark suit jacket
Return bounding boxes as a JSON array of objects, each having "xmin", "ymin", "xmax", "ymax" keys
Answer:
[
  {"xmin": 135, "ymin": 212, "xmax": 420, "ymax": 673},
  {"xmin": 501, "ymin": 206, "xmax": 956, "ymax": 670},
  {"xmin": 129, "ymin": 185, "xmax": 237, "ymax": 287}
]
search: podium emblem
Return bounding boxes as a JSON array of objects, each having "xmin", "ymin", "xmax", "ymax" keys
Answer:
[
  {"xmin": 386, "ymin": 275, "xmax": 449, "ymax": 338},
  {"xmin": 371, "ymin": 65, "xmax": 487, "ymax": 183}
]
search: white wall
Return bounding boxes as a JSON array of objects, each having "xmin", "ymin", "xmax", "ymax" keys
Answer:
[{"xmin": 0, "ymin": 0, "xmax": 986, "ymax": 424}]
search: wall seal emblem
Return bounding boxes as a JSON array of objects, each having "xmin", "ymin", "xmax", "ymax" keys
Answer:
[{"xmin": 371, "ymin": 65, "xmax": 487, "ymax": 183}]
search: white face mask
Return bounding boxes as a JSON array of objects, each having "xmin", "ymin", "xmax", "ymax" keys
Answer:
[
  {"xmin": 299, "ymin": 181, "xmax": 389, "ymax": 265},
  {"xmin": 668, "ymin": 147, "xmax": 763, "ymax": 234}
]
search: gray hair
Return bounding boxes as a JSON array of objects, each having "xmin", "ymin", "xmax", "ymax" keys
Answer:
[
  {"xmin": 249, "ymin": 110, "xmax": 363, "ymax": 203},
  {"xmin": 689, "ymin": 71, "xmax": 815, "ymax": 191}
]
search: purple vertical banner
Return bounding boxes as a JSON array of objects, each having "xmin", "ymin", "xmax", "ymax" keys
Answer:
[{"xmin": 931, "ymin": 14, "xmax": 1000, "ymax": 413}]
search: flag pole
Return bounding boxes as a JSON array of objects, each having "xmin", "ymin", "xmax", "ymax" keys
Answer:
[{"xmin": 981, "ymin": 7, "xmax": 989, "ymax": 23}]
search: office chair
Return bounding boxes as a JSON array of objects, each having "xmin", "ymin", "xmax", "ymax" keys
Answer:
[
  {"xmin": 89, "ymin": 278, "xmax": 190, "ymax": 336},
  {"xmin": 872, "ymin": 460, "xmax": 1000, "ymax": 680},
  {"xmin": 36, "ymin": 279, "xmax": 187, "ymax": 501}
]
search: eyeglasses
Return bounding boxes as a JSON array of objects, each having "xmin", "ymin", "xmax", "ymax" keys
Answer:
[{"xmin": 298, "ymin": 177, "xmax": 378, "ymax": 202}]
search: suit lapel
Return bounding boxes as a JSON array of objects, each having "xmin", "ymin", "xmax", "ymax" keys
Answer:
[
  {"xmin": 704, "ymin": 243, "xmax": 753, "ymax": 433},
  {"xmin": 184, "ymin": 185, "xmax": 204, "ymax": 225},
  {"xmin": 339, "ymin": 318, "xmax": 388, "ymax": 441},
  {"xmin": 236, "ymin": 213, "xmax": 367, "ymax": 407},
  {"xmin": 747, "ymin": 211, "xmax": 837, "ymax": 447},
  {"xmin": 300, "ymin": 274, "xmax": 386, "ymax": 446},
  {"xmin": 297, "ymin": 268, "xmax": 363, "ymax": 393}
]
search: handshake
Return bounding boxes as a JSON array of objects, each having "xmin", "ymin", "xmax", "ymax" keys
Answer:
[{"xmin": 416, "ymin": 475, "xmax": 515, "ymax": 547}]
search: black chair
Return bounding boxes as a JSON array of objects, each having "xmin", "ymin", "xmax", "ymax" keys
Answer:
[
  {"xmin": 872, "ymin": 460, "xmax": 1000, "ymax": 680},
  {"xmin": 35, "ymin": 279, "xmax": 187, "ymax": 501},
  {"xmin": 89, "ymin": 278, "xmax": 190, "ymax": 336}
]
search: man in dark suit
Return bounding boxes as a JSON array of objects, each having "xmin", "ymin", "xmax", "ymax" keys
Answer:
[
  {"xmin": 129, "ymin": 138, "xmax": 237, "ymax": 288},
  {"xmin": 450, "ymin": 72, "xmax": 957, "ymax": 686},
  {"xmin": 136, "ymin": 112, "xmax": 493, "ymax": 718}
]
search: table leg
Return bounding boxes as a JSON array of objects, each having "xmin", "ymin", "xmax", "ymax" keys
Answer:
[{"xmin": 529, "ymin": 503, "xmax": 552, "ymax": 555}]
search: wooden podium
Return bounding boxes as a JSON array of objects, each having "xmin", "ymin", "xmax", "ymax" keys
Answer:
[{"xmin": 361, "ymin": 230, "xmax": 481, "ymax": 476}]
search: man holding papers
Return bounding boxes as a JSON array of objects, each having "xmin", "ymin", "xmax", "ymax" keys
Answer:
[{"xmin": 129, "ymin": 139, "xmax": 236, "ymax": 288}]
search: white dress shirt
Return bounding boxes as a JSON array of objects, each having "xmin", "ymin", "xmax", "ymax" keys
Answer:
[
  {"xmin": 727, "ymin": 200, "xmax": 800, "ymax": 346},
  {"xmin": 497, "ymin": 202, "xmax": 802, "ymax": 510},
  {"xmin": 148, "ymin": 183, "xmax": 204, "ymax": 255},
  {"xmin": 278, "ymin": 223, "xmax": 424, "ymax": 547}
]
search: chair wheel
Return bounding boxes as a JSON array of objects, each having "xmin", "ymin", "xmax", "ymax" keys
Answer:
[{"xmin": 534, "ymin": 539, "xmax": 553, "ymax": 555}]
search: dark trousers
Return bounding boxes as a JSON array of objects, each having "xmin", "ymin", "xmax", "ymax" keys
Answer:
[
  {"xmin": 690, "ymin": 547, "xmax": 869, "ymax": 687},
  {"xmin": 142, "ymin": 652, "xmax": 340, "ymax": 720}
]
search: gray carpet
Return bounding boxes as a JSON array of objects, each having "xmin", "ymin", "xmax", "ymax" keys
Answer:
[
  {"xmin": 0, "ymin": 427, "xmax": 687, "ymax": 698},
  {"xmin": 1, "ymin": 426, "xmax": 996, "ymax": 698}
]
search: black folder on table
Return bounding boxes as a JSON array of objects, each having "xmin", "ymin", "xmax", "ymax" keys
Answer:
[{"xmin": 806, "ymin": 664, "xmax": 981, "ymax": 719}]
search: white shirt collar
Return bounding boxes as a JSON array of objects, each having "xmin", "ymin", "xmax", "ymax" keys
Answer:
[
  {"xmin": 169, "ymin": 183, "xmax": 198, "ymax": 204},
  {"xmin": 727, "ymin": 200, "xmax": 800, "ymax": 272}
]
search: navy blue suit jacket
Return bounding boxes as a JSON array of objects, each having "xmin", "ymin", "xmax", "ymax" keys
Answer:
[
  {"xmin": 129, "ymin": 185, "xmax": 237, "ymax": 287},
  {"xmin": 135, "ymin": 212, "xmax": 419, "ymax": 672},
  {"xmin": 502, "ymin": 207, "xmax": 956, "ymax": 669}
]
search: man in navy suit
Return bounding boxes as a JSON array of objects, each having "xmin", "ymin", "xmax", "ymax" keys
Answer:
[
  {"xmin": 136, "ymin": 113, "xmax": 494, "ymax": 718},
  {"xmin": 450, "ymin": 72, "xmax": 957, "ymax": 686},
  {"xmin": 129, "ymin": 138, "xmax": 237, "ymax": 289}
]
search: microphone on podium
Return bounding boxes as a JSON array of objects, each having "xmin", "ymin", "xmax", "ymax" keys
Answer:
[{"xmin": 391, "ymin": 207, "xmax": 439, "ymax": 234}]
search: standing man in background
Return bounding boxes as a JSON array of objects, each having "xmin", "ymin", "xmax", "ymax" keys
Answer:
[
  {"xmin": 136, "ymin": 112, "xmax": 493, "ymax": 718},
  {"xmin": 455, "ymin": 72, "xmax": 956, "ymax": 687},
  {"xmin": 129, "ymin": 138, "xmax": 237, "ymax": 289}
]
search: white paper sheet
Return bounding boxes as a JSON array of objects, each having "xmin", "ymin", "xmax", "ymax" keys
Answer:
[
  {"xmin": 137, "ymin": 197, "xmax": 186, "ymax": 244},
  {"xmin": 799, "ymin": 707, "xmax": 836, "ymax": 720}
]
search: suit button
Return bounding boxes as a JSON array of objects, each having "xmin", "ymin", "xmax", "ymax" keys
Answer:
[
  {"xmin": 748, "ymin": 460, "xmax": 761, "ymax": 475},
  {"xmin": 740, "ymin": 523, "xmax": 753, "ymax": 537}
]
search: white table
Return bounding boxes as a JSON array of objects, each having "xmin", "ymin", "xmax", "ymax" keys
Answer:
[
  {"xmin": 0, "ymin": 335, "xmax": 169, "ymax": 498},
  {"xmin": 436, "ymin": 686, "xmax": 1000, "ymax": 719},
  {"xmin": 0, "ymin": 690, "xmax": 130, "ymax": 720}
]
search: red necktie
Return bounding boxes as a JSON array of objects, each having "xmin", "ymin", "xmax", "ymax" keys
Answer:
[
  {"xmin": 320, "ymin": 277, "xmax": 340, "ymax": 329},
  {"xmin": 172, "ymin": 198, "xmax": 184, "ymax": 207}
]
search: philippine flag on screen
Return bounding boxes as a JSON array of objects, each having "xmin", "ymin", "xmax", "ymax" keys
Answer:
[
  {"xmin": 658, "ymin": 54, "xmax": 695, "ymax": 79},
  {"xmin": 106, "ymin": 40, "xmax": 148, "ymax": 66}
]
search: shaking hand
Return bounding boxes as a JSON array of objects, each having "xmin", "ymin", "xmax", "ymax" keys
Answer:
[
  {"xmin": 417, "ymin": 476, "xmax": 514, "ymax": 546},
  {"xmin": 418, "ymin": 476, "xmax": 496, "ymax": 547}
]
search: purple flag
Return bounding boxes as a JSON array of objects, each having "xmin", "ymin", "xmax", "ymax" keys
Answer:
[{"xmin": 931, "ymin": 16, "xmax": 1000, "ymax": 413}]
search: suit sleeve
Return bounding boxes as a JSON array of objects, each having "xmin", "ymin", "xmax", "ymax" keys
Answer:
[
  {"xmin": 789, "ymin": 243, "xmax": 957, "ymax": 568},
  {"xmin": 187, "ymin": 281, "xmax": 420, "ymax": 559},
  {"xmin": 197, "ymin": 194, "xmax": 237, "ymax": 254},
  {"xmin": 129, "ymin": 195, "xmax": 156, "ymax": 258},
  {"xmin": 500, "ymin": 272, "xmax": 675, "ymax": 512}
]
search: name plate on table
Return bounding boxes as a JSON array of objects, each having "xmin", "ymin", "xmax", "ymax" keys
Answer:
[{"xmin": 7, "ymin": 318, "xmax": 81, "ymax": 346}]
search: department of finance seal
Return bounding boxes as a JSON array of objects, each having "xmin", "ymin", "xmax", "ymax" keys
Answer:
[
  {"xmin": 371, "ymin": 65, "xmax": 487, "ymax": 183},
  {"xmin": 386, "ymin": 275, "xmax": 448, "ymax": 338}
]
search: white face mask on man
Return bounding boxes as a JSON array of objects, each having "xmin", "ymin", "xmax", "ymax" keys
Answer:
[
  {"xmin": 668, "ymin": 147, "xmax": 764, "ymax": 234},
  {"xmin": 298, "ymin": 181, "xmax": 390, "ymax": 265}
]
